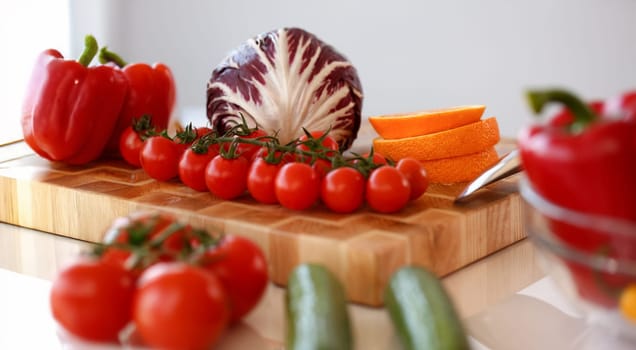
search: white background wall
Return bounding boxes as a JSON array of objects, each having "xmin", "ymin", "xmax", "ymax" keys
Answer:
[
  {"xmin": 4, "ymin": 0, "xmax": 636, "ymax": 141},
  {"xmin": 0, "ymin": 1, "xmax": 69, "ymax": 143}
]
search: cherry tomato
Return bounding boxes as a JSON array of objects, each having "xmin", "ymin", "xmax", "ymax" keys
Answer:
[
  {"xmin": 247, "ymin": 157, "xmax": 282, "ymax": 204},
  {"xmin": 221, "ymin": 129, "xmax": 268, "ymax": 160},
  {"xmin": 104, "ymin": 213, "xmax": 188, "ymax": 252},
  {"xmin": 396, "ymin": 157, "xmax": 429, "ymax": 200},
  {"xmin": 100, "ymin": 213, "xmax": 191, "ymax": 273},
  {"xmin": 275, "ymin": 162, "xmax": 320, "ymax": 210},
  {"xmin": 134, "ymin": 263, "xmax": 230, "ymax": 350},
  {"xmin": 50, "ymin": 259, "xmax": 135, "ymax": 342},
  {"xmin": 321, "ymin": 167, "xmax": 365, "ymax": 213},
  {"xmin": 353, "ymin": 151, "xmax": 388, "ymax": 166},
  {"xmin": 296, "ymin": 131, "xmax": 339, "ymax": 162},
  {"xmin": 205, "ymin": 155, "xmax": 250, "ymax": 200},
  {"xmin": 201, "ymin": 235, "xmax": 269, "ymax": 322},
  {"xmin": 140, "ymin": 136, "xmax": 183, "ymax": 181},
  {"xmin": 311, "ymin": 158, "xmax": 332, "ymax": 179},
  {"xmin": 367, "ymin": 152, "xmax": 388, "ymax": 165},
  {"xmin": 174, "ymin": 125, "xmax": 212, "ymax": 147},
  {"xmin": 178, "ymin": 145, "xmax": 219, "ymax": 192},
  {"xmin": 237, "ymin": 129, "xmax": 268, "ymax": 160},
  {"xmin": 119, "ymin": 126, "xmax": 145, "ymax": 167},
  {"xmin": 195, "ymin": 126, "xmax": 213, "ymax": 139},
  {"xmin": 253, "ymin": 147, "xmax": 295, "ymax": 164},
  {"xmin": 366, "ymin": 165, "xmax": 411, "ymax": 213}
]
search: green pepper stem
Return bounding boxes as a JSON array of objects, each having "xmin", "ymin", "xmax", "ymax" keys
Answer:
[
  {"xmin": 526, "ymin": 89, "xmax": 598, "ymax": 132},
  {"xmin": 78, "ymin": 35, "xmax": 99, "ymax": 67},
  {"xmin": 98, "ymin": 46, "xmax": 128, "ymax": 67}
]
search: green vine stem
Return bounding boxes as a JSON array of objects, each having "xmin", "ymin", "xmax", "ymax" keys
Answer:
[{"xmin": 193, "ymin": 129, "xmax": 386, "ymax": 176}]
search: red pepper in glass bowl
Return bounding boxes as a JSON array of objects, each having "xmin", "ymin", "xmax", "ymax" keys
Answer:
[
  {"xmin": 98, "ymin": 46, "xmax": 176, "ymax": 157},
  {"xmin": 518, "ymin": 88, "xmax": 636, "ymax": 337},
  {"xmin": 520, "ymin": 89, "xmax": 636, "ymax": 224},
  {"xmin": 21, "ymin": 35, "xmax": 128, "ymax": 165}
]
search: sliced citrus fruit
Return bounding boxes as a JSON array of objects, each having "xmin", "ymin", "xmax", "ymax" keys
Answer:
[
  {"xmin": 372, "ymin": 117, "xmax": 500, "ymax": 161},
  {"xmin": 368, "ymin": 105, "xmax": 486, "ymax": 139},
  {"xmin": 421, "ymin": 147, "xmax": 499, "ymax": 184}
]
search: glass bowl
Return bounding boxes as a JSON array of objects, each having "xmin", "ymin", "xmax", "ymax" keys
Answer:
[{"xmin": 520, "ymin": 176, "xmax": 636, "ymax": 340}]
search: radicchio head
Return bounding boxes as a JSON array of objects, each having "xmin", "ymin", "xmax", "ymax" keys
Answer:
[{"xmin": 206, "ymin": 27, "xmax": 363, "ymax": 150}]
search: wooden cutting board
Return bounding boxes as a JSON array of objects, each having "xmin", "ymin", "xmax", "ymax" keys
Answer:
[{"xmin": 0, "ymin": 131, "xmax": 523, "ymax": 306}]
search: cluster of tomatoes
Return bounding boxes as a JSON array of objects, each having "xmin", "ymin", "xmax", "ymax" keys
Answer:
[
  {"xmin": 119, "ymin": 116, "xmax": 429, "ymax": 213},
  {"xmin": 50, "ymin": 212, "xmax": 268, "ymax": 349}
]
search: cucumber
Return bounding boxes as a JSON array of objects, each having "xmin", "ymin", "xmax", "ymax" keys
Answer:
[
  {"xmin": 385, "ymin": 266, "xmax": 469, "ymax": 350},
  {"xmin": 285, "ymin": 263, "xmax": 352, "ymax": 350}
]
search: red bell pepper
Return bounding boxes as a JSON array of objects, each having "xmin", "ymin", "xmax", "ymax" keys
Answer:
[
  {"xmin": 519, "ymin": 88, "xmax": 636, "ymax": 307},
  {"xmin": 98, "ymin": 47, "xmax": 176, "ymax": 157},
  {"xmin": 520, "ymin": 89, "xmax": 636, "ymax": 222},
  {"xmin": 21, "ymin": 35, "xmax": 128, "ymax": 164}
]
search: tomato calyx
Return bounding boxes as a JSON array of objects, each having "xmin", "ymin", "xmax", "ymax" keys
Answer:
[
  {"xmin": 259, "ymin": 141, "xmax": 289, "ymax": 165},
  {"xmin": 173, "ymin": 123, "xmax": 200, "ymax": 145},
  {"xmin": 224, "ymin": 113, "xmax": 262, "ymax": 137},
  {"xmin": 218, "ymin": 136, "xmax": 250, "ymax": 159},
  {"xmin": 93, "ymin": 213, "xmax": 224, "ymax": 272},
  {"xmin": 347, "ymin": 148, "xmax": 393, "ymax": 178},
  {"xmin": 190, "ymin": 131, "xmax": 218, "ymax": 154},
  {"xmin": 131, "ymin": 114, "xmax": 153, "ymax": 133},
  {"xmin": 128, "ymin": 114, "xmax": 159, "ymax": 141}
]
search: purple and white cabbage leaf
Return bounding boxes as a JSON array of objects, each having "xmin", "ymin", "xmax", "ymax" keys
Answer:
[{"xmin": 206, "ymin": 27, "xmax": 363, "ymax": 150}]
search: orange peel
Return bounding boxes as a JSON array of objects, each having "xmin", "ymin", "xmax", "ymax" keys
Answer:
[
  {"xmin": 372, "ymin": 117, "xmax": 500, "ymax": 161},
  {"xmin": 421, "ymin": 147, "xmax": 499, "ymax": 184},
  {"xmin": 368, "ymin": 105, "xmax": 486, "ymax": 139}
]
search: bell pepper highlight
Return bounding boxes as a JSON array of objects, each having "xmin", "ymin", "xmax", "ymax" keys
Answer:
[
  {"xmin": 21, "ymin": 35, "xmax": 128, "ymax": 164},
  {"xmin": 98, "ymin": 47, "xmax": 176, "ymax": 157}
]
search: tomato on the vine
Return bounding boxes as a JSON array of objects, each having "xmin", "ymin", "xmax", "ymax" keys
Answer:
[
  {"xmin": 247, "ymin": 157, "xmax": 282, "ymax": 204},
  {"xmin": 275, "ymin": 162, "xmax": 320, "ymax": 210},
  {"xmin": 353, "ymin": 151, "xmax": 388, "ymax": 166},
  {"xmin": 321, "ymin": 167, "xmax": 365, "ymax": 213},
  {"xmin": 51, "ymin": 211, "xmax": 275, "ymax": 349},
  {"xmin": 296, "ymin": 131, "xmax": 339, "ymax": 162},
  {"xmin": 119, "ymin": 126, "xmax": 145, "ymax": 167},
  {"xmin": 366, "ymin": 165, "xmax": 411, "ymax": 213},
  {"xmin": 179, "ymin": 144, "xmax": 220, "ymax": 192},
  {"xmin": 100, "ymin": 212, "xmax": 191, "ymax": 273},
  {"xmin": 201, "ymin": 235, "xmax": 269, "ymax": 322},
  {"xmin": 252, "ymin": 147, "xmax": 295, "ymax": 164},
  {"xmin": 134, "ymin": 263, "xmax": 230, "ymax": 350},
  {"xmin": 50, "ymin": 259, "xmax": 135, "ymax": 342},
  {"xmin": 140, "ymin": 136, "xmax": 184, "ymax": 181},
  {"xmin": 311, "ymin": 158, "xmax": 332, "ymax": 179},
  {"xmin": 237, "ymin": 129, "xmax": 268, "ymax": 160},
  {"xmin": 396, "ymin": 157, "xmax": 429, "ymax": 200},
  {"xmin": 367, "ymin": 152, "xmax": 388, "ymax": 165},
  {"xmin": 195, "ymin": 126, "xmax": 213, "ymax": 139},
  {"xmin": 205, "ymin": 155, "xmax": 250, "ymax": 200},
  {"xmin": 221, "ymin": 129, "xmax": 268, "ymax": 161}
]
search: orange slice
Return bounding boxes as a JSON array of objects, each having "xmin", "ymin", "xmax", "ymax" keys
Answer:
[
  {"xmin": 421, "ymin": 147, "xmax": 499, "ymax": 184},
  {"xmin": 372, "ymin": 117, "xmax": 500, "ymax": 161},
  {"xmin": 368, "ymin": 105, "xmax": 486, "ymax": 139}
]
